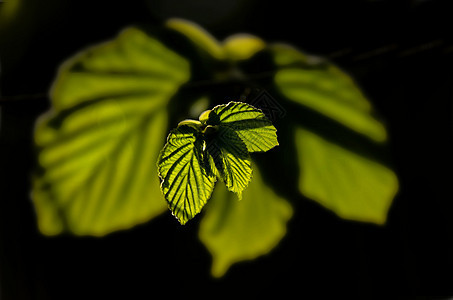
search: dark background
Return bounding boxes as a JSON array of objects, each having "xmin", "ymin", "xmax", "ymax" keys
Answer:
[{"xmin": 1, "ymin": 0, "xmax": 453, "ymax": 298}]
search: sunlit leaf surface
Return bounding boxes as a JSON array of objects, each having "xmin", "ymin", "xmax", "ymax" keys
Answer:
[
  {"xmin": 209, "ymin": 101, "xmax": 279, "ymax": 152},
  {"xmin": 295, "ymin": 128, "xmax": 398, "ymax": 224},
  {"xmin": 272, "ymin": 45, "xmax": 387, "ymax": 143},
  {"xmin": 157, "ymin": 101, "xmax": 278, "ymax": 222},
  {"xmin": 166, "ymin": 18, "xmax": 265, "ymax": 63},
  {"xmin": 223, "ymin": 34, "xmax": 266, "ymax": 61},
  {"xmin": 33, "ymin": 27, "xmax": 190, "ymax": 235},
  {"xmin": 203, "ymin": 101, "xmax": 279, "ymax": 199},
  {"xmin": 270, "ymin": 44, "xmax": 398, "ymax": 224},
  {"xmin": 158, "ymin": 125, "xmax": 216, "ymax": 225},
  {"xmin": 199, "ymin": 165, "xmax": 293, "ymax": 277},
  {"xmin": 205, "ymin": 126, "xmax": 252, "ymax": 200},
  {"xmin": 166, "ymin": 18, "xmax": 225, "ymax": 60},
  {"xmin": 32, "ymin": 19, "xmax": 399, "ymax": 276}
]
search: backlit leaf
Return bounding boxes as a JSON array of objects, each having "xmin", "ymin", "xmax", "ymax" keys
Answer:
[
  {"xmin": 270, "ymin": 44, "xmax": 398, "ymax": 224},
  {"xmin": 209, "ymin": 101, "xmax": 279, "ymax": 152},
  {"xmin": 166, "ymin": 19, "xmax": 266, "ymax": 63},
  {"xmin": 295, "ymin": 128, "xmax": 398, "ymax": 224},
  {"xmin": 199, "ymin": 165, "xmax": 293, "ymax": 277},
  {"xmin": 32, "ymin": 19, "xmax": 399, "ymax": 278},
  {"xmin": 205, "ymin": 126, "xmax": 252, "ymax": 200},
  {"xmin": 32, "ymin": 27, "xmax": 190, "ymax": 236},
  {"xmin": 157, "ymin": 125, "xmax": 216, "ymax": 225},
  {"xmin": 272, "ymin": 45, "xmax": 387, "ymax": 143},
  {"xmin": 166, "ymin": 18, "xmax": 225, "ymax": 60},
  {"xmin": 223, "ymin": 34, "xmax": 266, "ymax": 61}
]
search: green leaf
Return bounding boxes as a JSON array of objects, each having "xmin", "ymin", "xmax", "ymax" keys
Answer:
[
  {"xmin": 199, "ymin": 165, "xmax": 293, "ymax": 277},
  {"xmin": 32, "ymin": 19, "xmax": 399, "ymax": 279},
  {"xmin": 272, "ymin": 45, "xmax": 387, "ymax": 143},
  {"xmin": 209, "ymin": 101, "xmax": 279, "ymax": 152},
  {"xmin": 166, "ymin": 19, "xmax": 266, "ymax": 62},
  {"xmin": 157, "ymin": 100, "xmax": 278, "ymax": 221},
  {"xmin": 268, "ymin": 44, "xmax": 398, "ymax": 224},
  {"xmin": 32, "ymin": 27, "xmax": 190, "ymax": 236},
  {"xmin": 295, "ymin": 128, "xmax": 398, "ymax": 224},
  {"xmin": 205, "ymin": 126, "xmax": 252, "ymax": 200},
  {"xmin": 157, "ymin": 125, "xmax": 216, "ymax": 225},
  {"xmin": 203, "ymin": 101, "xmax": 278, "ymax": 199},
  {"xmin": 166, "ymin": 18, "xmax": 225, "ymax": 60},
  {"xmin": 222, "ymin": 34, "xmax": 266, "ymax": 61}
]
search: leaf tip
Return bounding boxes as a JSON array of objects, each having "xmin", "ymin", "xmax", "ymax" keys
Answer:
[{"xmin": 177, "ymin": 218, "xmax": 189, "ymax": 225}]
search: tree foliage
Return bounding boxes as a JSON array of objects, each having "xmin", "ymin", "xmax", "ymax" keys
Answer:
[{"xmin": 32, "ymin": 19, "xmax": 398, "ymax": 276}]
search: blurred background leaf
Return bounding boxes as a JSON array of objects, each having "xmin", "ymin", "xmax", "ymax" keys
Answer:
[
  {"xmin": 267, "ymin": 44, "xmax": 398, "ymax": 224},
  {"xmin": 31, "ymin": 18, "xmax": 399, "ymax": 276},
  {"xmin": 0, "ymin": 0, "xmax": 21, "ymax": 27},
  {"xmin": 33, "ymin": 27, "xmax": 190, "ymax": 235},
  {"xmin": 166, "ymin": 18, "xmax": 226, "ymax": 60},
  {"xmin": 273, "ymin": 52, "xmax": 387, "ymax": 142},
  {"xmin": 295, "ymin": 128, "xmax": 398, "ymax": 224},
  {"xmin": 199, "ymin": 165, "xmax": 292, "ymax": 277},
  {"xmin": 2, "ymin": 0, "xmax": 453, "ymax": 298}
]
